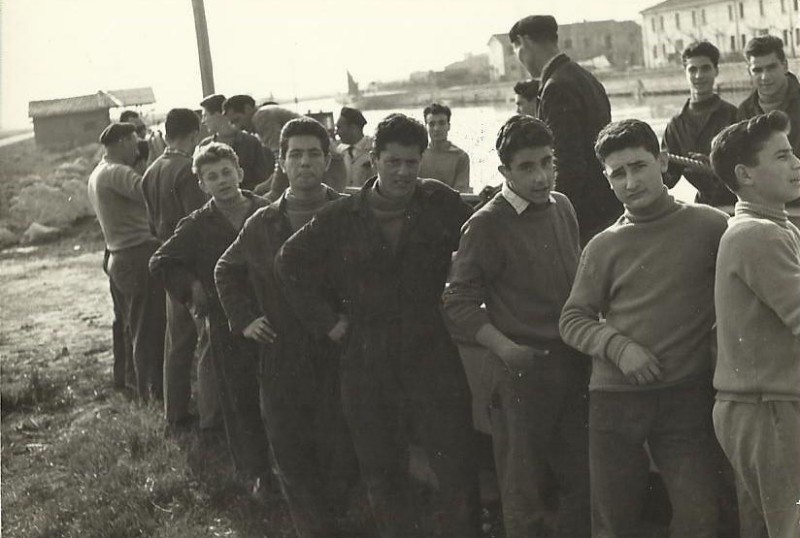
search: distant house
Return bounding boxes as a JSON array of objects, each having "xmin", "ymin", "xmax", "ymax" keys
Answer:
[
  {"xmin": 487, "ymin": 34, "xmax": 526, "ymax": 81},
  {"xmin": 28, "ymin": 87, "xmax": 155, "ymax": 150},
  {"xmin": 641, "ymin": 0, "xmax": 800, "ymax": 68}
]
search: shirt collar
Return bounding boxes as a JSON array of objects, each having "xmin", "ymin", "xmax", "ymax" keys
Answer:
[{"xmin": 501, "ymin": 183, "xmax": 556, "ymax": 214}]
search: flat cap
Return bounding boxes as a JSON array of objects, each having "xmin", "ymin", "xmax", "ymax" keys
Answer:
[
  {"xmin": 99, "ymin": 122, "xmax": 137, "ymax": 146},
  {"xmin": 339, "ymin": 106, "xmax": 367, "ymax": 128},
  {"xmin": 200, "ymin": 93, "xmax": 226, "ymax": 113}
]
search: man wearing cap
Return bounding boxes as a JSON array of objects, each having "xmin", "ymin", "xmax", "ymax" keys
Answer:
[
  {"xmin": 510, "ymin": 15, "xmax": 622, "ymax": 244},
  {"xmin": 200, "ymin": 94, "xmax": 269, "ymax": 192},
  {"xmin": 336, "ymin": 106, "xmax": 375, "ymax": 188},
  {"xmin": 87, "ymin": 122, "xmax": 166, "ymax": 402},
  {"xmin": 141, "ymin": 108, "xmax": 208, "ymax": 433}
]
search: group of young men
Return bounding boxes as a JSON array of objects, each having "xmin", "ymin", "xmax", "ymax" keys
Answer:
[{"xmin": 85, "ymin": 12, "xmax": 798, "ymax": 538}]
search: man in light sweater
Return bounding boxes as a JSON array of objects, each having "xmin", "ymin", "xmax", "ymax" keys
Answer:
[
  {"xmin": 559, "ymin": 119, "xmax": 730, "ymax": 538},
  {"xmin": 443, "ymin": 115, "xmax": 589, "ymax": 537},
  {"xmin": 419, "ymin": 103, "xmax": 471, "ymax": 192},
  {"xmin": 709, "ymin": 110, "xmax": 800, "ymax": 538}
]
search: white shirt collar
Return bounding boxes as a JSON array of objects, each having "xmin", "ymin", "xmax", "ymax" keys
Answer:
[{"xmin": 501, "ymin": 183, "xmax": 555, "ymax": 215}]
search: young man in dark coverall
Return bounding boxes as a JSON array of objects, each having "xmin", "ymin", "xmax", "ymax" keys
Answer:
[
  {"xmin": 275, "ymin": 113, "xmax": 480, "ymax": 538},
  {"xmin": 148, "ymin": 142, "xmax": 270, "ymax": 490},
  {"xmin": 215, "ymin": 118, "xmax": 356, "ymax": 538},
  {"xmin": 510, "ymin": 15, "xmax": 622, "ymax": 244}
]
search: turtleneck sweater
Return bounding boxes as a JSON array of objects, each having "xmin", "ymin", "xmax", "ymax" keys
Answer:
[
  {"xmin": 285, "ymin": 185, "xmax": 329, "ymax": 232},
  {"xmin": 714, "ymin": 201, "xmax": 800, "ymax": 401},
  {"xmin": 367, "ymin": 181, "xmax": 414, "ymax": 251},
  {"xmin": 560, "ymin": 188, "xmax": 730, "ymax": 391}
]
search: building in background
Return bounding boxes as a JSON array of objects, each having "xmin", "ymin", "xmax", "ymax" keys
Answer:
[
  {"xmin": 488, "ymin": 34, "xmax": 527, "ymax": 81},
  {"xmin": 28, "ymin": 88, "xmax": 155, "ymax": 150}
]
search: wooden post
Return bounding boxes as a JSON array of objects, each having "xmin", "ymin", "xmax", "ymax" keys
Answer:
[{"xmin": 191, "ymin": 0, "xmax": 215, "ymax": 97}]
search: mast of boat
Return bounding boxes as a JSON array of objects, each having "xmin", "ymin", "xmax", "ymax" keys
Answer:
[{"xmin": 191, "ymin": 0, "xmax": 215, "ymax": 96}]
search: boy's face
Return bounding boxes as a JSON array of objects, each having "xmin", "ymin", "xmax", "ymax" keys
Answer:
[
  {"xmin": 602, "ymin": 146, "xmax": 667, "ymax": 211},
  {"xmin": 499, "ymin": 145, "xmax": 554, "ymax": 206},
  {"xmin": 515, "ymin": 94, "xmax": 538, "ymax": 116},
  {"xmin": 372, "ymin": 142, "xmax": 422, "ymax": 200},
  {"xmin": 684, "ymin": 55, "xmax": 718, "ymax": 97},
  {"xmin": 280, "ymin": 135, "xmax": 330, "ymax": 193},
  {"xmin": 740, "ymin": 131, "xmax": 800, "ymax": 205},
  {"xmin": 198, "ymin": 158, "xmax": 243, "ymax": 202},
  {"xmin": 425, "ymin": 113, "xmax": 450, "ymax": 143},
  {"xmin": 747, "ymin": 52, "xmax": 788, "ymax": 102}
]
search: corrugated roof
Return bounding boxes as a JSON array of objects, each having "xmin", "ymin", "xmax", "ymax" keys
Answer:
[
  {"xmin": 641, "ymin": 0, "xmax": 723, "ymax": 14},
  {"xmin": 28, "ymin": 87, "xmax": 155, "ymax": 118}
]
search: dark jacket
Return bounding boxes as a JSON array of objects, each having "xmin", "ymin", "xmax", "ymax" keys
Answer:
[
  {"xmin": 662, "ymin": 95, "xmax": 738, "ymax": 207},
  {"xmin": 275, "ymin": 178, "xmax": 473, "ymax": 368},
  {"xmin": 538, "ymin": 53, "xmax": 622, "ymax": 234}
]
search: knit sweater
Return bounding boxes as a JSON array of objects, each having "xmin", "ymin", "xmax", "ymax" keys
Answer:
[
  {"xmin": 419, "ymin": 141, "xmax": 471, "ymax": 193},
  {"xmin": 714, "ymin": 201, "xmax": 800, "ymax": 402},
  {"xmin": 559, "ymin": 189, "xmax": 729, "ymax": 391},
  {"xmin": 444, "ymin": 191, "xmax": 580, "ymax": 345}
]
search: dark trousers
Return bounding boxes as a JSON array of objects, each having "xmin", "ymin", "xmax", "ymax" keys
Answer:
[
  {"xmin": 341, "ymin": 327, "xmax": 479, "ymax": 538},
  {"xmin": 104, "ymin": 249, "xmax": 134, "ymax": 391},
  {"xmin": 589, "ymin": 381, "xmax": 723, "ymax": 538},
  {"xmin": 488, "ymin": 347, "xmax": 590, "ymax": 538},
  {"xmin": 259, "ymin": 337, "xmax": 358, "ymax": 538},
  {"xmin": 108, "ymin": 241, "xmax": 165, "ymax": 401}
]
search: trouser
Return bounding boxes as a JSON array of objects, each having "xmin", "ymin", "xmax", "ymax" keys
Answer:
[
  {"xmin": 163, "ymin": 294, "xmax": 218, "ymax": 427},
  {"xmin": 714, "ymin": 400, "xmax": 800, "ymax": 538},
  {"xmin": 260, "ymin": 336, "xmax": 358, "ymax": 538},
  {"xmin": 341, "ymin": 325, "xmax": 479, "ymax": 538},
  {"xmin": 107, "ymin": 241, "xmax": 165, "ymax": 401},
  {"xmin": 589, "ymin": 381, "xmax": 723, "ymax": 538},
  {"xmin": 104, "ymin": 249, "xmax": 134, "ymax": 391},
  {"xmin": 487, "ymin": 346, "xmax": 590, "ymax": 538}
]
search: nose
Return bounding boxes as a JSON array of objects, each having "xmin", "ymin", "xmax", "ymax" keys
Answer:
[{"xmin": 397, "ymin": 161, "xmax": 415, "ymax": 176}]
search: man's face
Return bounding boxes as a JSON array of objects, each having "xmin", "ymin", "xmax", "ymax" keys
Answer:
[
  {"xmin": 684, "ymin": 56, "xmax": 718, "ymax": 98},
  {"xmin": 197, "ymin": 158, "xmax": 243, "ymax": 202},
  {"xmin": 513, "ymin": 36, "xmax": 541, "ymax": 76},
  {"xmin": 603, "ymin": 146, "xmax": 667, "ymax": 211},
  {"xmin": 280, "ymin": 135, "xmax": 330, "ymax": 193},
  {"xmin": 119, "ymin": 132, "xmax": 139, "ymax": 165},
  {"xmin": 515, "ymin": 94, "xmax": 538, "ymax": 116},
  {"xmin": 224, "ymin": 105, "xmax": 254, "ymax": 131},
  {"xmin": 335, "ymin": 118, "xmax": 358, "ymax": 145},
  {"xmin": 372, "ymin": 142, "xmax": 422, "ymax": 200},
  {"xmin": 747, "ymin": 52, "xmax": 789, "ymax": 102},
  {"xmin": 202, "ymin": 109, "xmax": 232, "ymax": 135},
  {"xmin": 425, "ymin": 113, "xmax": 450, "ymax": 143},
  {"xmin": 741, "ymin": 131, "xmax": 800, "ymax": 205},
  {"xmin": 499, "ymin": 145, "xmax": 555, "ymax": 206}
]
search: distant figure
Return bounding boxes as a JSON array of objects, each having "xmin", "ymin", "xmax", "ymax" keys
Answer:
[
  {"xmin": 419, "ymin": 103, "xmax": 471, "ymax": 192},
  {"xmin": 87, "ymin": 122, "xmax": 165, "ymax": 402},
  {"xmin": 336, "ymin": 106, "xmax": 375, "ymax": 188},
  {"xmin": 119, "ymin": 109, "xmax": 166, "ymax": 175},
  {"xmin": 222, "ymin": 94, "xmax": 258, "ymax": 134},
  {"xmin": 662, "ymin": 41, "xmax": 738, "ymax": 207},
  {"xmin": 737, "ymin": 35, "xmax": 800, "ymax": 208},
  {"xmin": 510, "ymin": 15, "xmax": 622, "ymax": 244},
  {"xmin": 512, "ymin": 79, "xmax": 540, "ymax": 116},
  {"xmin": 199, "ymin": 94, "xmax": 268, "ymax": 192}
]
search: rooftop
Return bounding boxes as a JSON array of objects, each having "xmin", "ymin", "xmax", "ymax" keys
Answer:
[
  {"xmin": 29, "ymin": 87, "xmax": 156, "ymax": 118},
  {"xmin": 641, "ymin": 0, "xmax": 724, "ymax": 14}
]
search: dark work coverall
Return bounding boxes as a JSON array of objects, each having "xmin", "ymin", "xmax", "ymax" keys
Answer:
[
  {"xmin": 275, "ymin": 178, "xmax": 480, "ymax": 538},
  {"xmin": 215, "ymin": 188, "xmax": 358, "ymax": 538},
  {"xmin": 149, "ymin": 192, "xmax": 270, "ymax": 477}
]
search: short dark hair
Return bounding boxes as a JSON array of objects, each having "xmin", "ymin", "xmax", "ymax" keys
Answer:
[
  {"xmin": 710, "ymin": 111, "xmax": 790, "ymax": 192},
  {"xmin": 373, "ymin": 113, "xmax": 428, "ymax": 156},
  {"xmin": 423, "ymin": 103, "xmax": 451, "ymax": 122},
  {"xmin": 513, "ymin": 79, "xmax": 540, "ymax": 100},
  {"xmin": 744, "ymin": 35, "xmax": 786, "ymax": 62},
  {"xmin": 193, "ymin": 142, "xmax": 240, "ymax": 176},
  {"xmin": 119, "ymin": 110, "xmax": 140, "ymax": 123},
  {"xmin": 223, "ymin": 94, "xmax": 256, "ymax": 113},
  {"xmin": 682, "ymin": 41, "xmax": 721, "ymax": 68},
  {"xmin": 594, "ymin": 119, "xmax": 660, "ymax": 163},
  {"xmin": 279, "ymin": 117, "xmax": 331, "ymax": 158},
  {"xmin": 165, "ymin": 108, "xmax": 201, "ymax": 140},
  {"xmin": 495, "ymin": 115, "xmax": 553, "ymax": 167},
  {"xmin": 509, "ymin": 15, "xmax": 558, "ymax": 45},
  {"xmin": 200, "ymin": 94, "xmax": 226, "ymax": 114}
]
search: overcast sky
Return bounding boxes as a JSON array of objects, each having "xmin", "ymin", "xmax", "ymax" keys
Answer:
[{"xmin": 1, "ymin": 0, "xmax": 657, "ymax": 128}]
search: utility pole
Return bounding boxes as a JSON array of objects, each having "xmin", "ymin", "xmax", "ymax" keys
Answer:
[{"xmin": 191, "ymin": 0, "xmax": 215, "ymax": 97}]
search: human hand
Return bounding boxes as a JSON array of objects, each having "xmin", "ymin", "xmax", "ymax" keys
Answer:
[
  {"xmin": 617, "ymin": 341, "xmax": 662, "ymax": 385},
  {"xmin": 242, "ymin": 316, "xmax": 277, "ymax": 344},
  {"xmin": 327, "ymin": 315, "xmax": 349, "ymax": 343},
  {"xmin": 497, "ymin": 344, "xmax": 546, "ymax": 377}
]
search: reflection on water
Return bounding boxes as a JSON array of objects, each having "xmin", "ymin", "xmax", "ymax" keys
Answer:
[{"xmin": 297, "ymin": 91, "xmax": 751, "ymax": 199}]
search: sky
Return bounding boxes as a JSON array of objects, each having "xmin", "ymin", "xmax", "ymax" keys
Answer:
[{"xmin": 1, "ymin": 0, "xmax": 657, "ymax": 129}]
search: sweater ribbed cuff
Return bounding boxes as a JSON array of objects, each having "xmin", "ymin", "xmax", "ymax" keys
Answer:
[{"xmin": 605, "ymin": 334, "xmax": 632, "ymax": 367}]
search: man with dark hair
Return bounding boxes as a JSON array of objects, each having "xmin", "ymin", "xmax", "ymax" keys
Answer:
[
  {"xmin": 216, "ymin": 118, "xmax": 357, "ymax": 537},
  {"xmin": 559, "ymin": 118, "xmax": 729, "ymax": 538},
  {"xmin": 419, "ymin": 102, "xmax": 471, "ymax": 192},
  {"xmin": 513, "ymin": 79, "xmax": 540, "ymax": 116},
  {"xmin": 509, "ymin": 14, "xmax": 621, "ymax": 244},
  {"xmin": 444, "ymin": 115, "xmax": 590, "ymax": 538},
  {"xmin": 88, "ymin": 122, "xmax": 165, "ymax": 402},
  {"xmin": 662, "ymin": 41, "xmax": 738, "ymax": 207},
  {"xmin": 142, "ymin": 108, "xmax": 209, "ymax": 433},
  {"xmin": 223, "ymin": 94, "xmax": 257, "ymax": 133},
  {"xmin": 276, "ymin": 113, "xmax": 479, "ymax": 538},
  {"xmin": 200, "ymin": 94, "xmax": 268, "ymax": 192},
  {"xmin": 709, "ymin": 111, "xmax": 800, "ymax": 538},
  {"xmin": 336, "ymin": 106, "xmax": 375, "ymax": 188}
]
